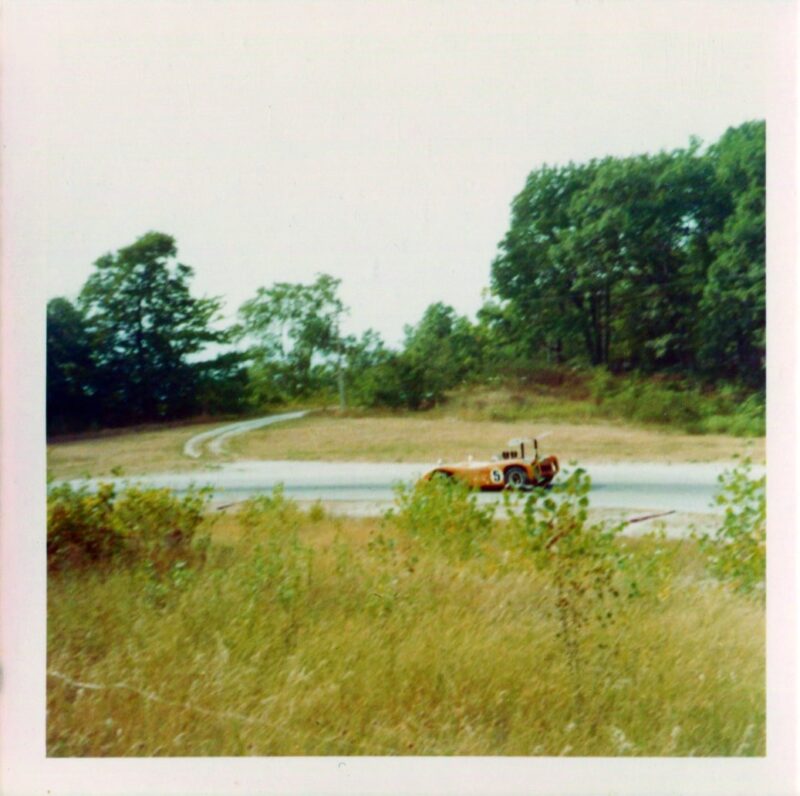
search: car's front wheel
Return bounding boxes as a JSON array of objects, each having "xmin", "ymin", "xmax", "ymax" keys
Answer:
[{"xmin": 504, "ymin": 466, "xmax": 529, "ymax": 489}]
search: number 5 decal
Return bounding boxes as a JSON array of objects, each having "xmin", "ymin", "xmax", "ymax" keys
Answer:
[{"xmin": 490, "ymin": 468, "xmax": 503, "ymax": 484}]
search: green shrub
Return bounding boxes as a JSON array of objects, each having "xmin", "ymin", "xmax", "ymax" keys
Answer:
[
  {"xmin": 617, "ymin": 529, "xmax": 683, "ymax": 603},
  {"xmin": 694, "ymin": 461, "xmax": 766, "ymax": 597},
  {"xmin": 47, "ymin": 481, "xmax": 210, "ymax": 573},
  {"xmin": 700, "ymin": 394, "xmax": 765, "ymax": 437},
  {"xmin": 237, "ymin": 487, "xmax": 314, "ymax": 646},
  {"xmin": 47, "ymin": 482, "xmax": 120, "ymax": 570},
  {"xmin": 110, "ymin": 485, "xmax": 210, "ymax": 576},
  {"xmin": 588, "ymin": 370, "xmax": 764, "ymax": 436},
  {"xmin": 387, "ymin": 475, "xmax": 495, "ymax": 560},
  {"xmin": 588, "ymin": 368, "xmax": 617, "ymax": 403},
  {"xmin": 504, "ymin": 468, "xmax": 626, "ymax": 700},
  {"xmin": 238, "ymin": 484, "xmax": 304, "ymax": 537},
  {"xmin": 594, "ymin": 378, "xmax": 703, "ymax": 427}
]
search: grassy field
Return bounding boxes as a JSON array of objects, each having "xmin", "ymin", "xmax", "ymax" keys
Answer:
[
  {"xmin": 47, "ymin": 409, "xmax": 765, "ymax": 482},
  {"xmin": 46, "ymin": 379, "xmax": 766, "ymax": 480},
  {"xmin": 441, "ymin": 378, "xmax": 765, "ymax": 436},
  {"xmin": 230, "ymin": 413, "xmax": 765, "ymax": 464},
  {"xmin": 47, "ymin": 420, "xmax": 227, "ymax": 480},
  {"xmin": 47, "ymin": 483, "xmax": 764, "ymax": 757}
]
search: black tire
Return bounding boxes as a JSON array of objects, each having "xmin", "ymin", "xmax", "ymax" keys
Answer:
[{"xmin": 504, "ymin": 466, "xmax": 529, "ymax": 489}]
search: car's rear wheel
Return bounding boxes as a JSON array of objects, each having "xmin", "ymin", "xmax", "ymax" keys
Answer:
[{"xmin": 504, "ymin": 466, "xmax": 528, "ymax": 489}]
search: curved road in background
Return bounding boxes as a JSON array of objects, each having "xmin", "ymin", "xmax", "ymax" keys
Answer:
[
  {"xmin": 183, "ymin": 410, "xmax": 309, "ymax": 458},
  {"xmin": 58, "ymin": 413, "xmax": 764, "ymax": 537}
]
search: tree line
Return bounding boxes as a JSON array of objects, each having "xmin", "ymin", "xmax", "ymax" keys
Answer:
[
  {"xmin": 488, "ymin": 120, "xmax": 765, "ymax": 381},
  {"xmin": 47, "ymin": 120, "xmax": 765, "ymax": 435}
]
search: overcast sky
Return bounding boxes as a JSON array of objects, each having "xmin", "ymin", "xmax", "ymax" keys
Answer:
[{"xmin": 4, "ymin": 0, "xmax": 787, "ymax": 346}]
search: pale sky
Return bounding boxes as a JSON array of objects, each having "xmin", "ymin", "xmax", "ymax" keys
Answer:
[
  {"xmin": 2, "ymin": 6, "xmax": 799, "ymax": 793},
  {"xmin": 3, "ymin": 0, "xmax": 787, "ymax": 346}
]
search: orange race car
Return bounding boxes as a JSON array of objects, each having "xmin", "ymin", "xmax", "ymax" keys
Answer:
[{"xmin": 421, "ymin": 437, "xmax": 560, "ymax": 491}]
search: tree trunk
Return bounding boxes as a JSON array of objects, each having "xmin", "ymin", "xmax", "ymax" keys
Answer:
[{"xmin": 337, "ymin": 353, "xmax": 347, "ymax": 411}]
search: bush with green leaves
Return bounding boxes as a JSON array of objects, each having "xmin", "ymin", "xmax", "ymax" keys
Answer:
[
  {"xmin": 111, "ymin": 485, "xmax": 210, "ymax": 574},
  {"xmin": 504, "ymin": 469, "xmax": 626, "ymax": 696},
  {"xmin": 47, "ymin": 481, "xmax": 210, "ymax": 574},
  {"xmin": 695, "ymin": 461, "xmax": 765, "ymax": 597},
  {"xmin": 587, "ymin": 370, "xmax": 764, "ymax": 436},
  {"xmin": 700, "ymin": 392, "xmax": 765, "ymax": 437},
  {"xmin": 47, "ymin": 482, "xmax": 120, "ymax": 569},
  {"xmin": 387, "ymin": 475, "xmax": 495, "ymax": 560},
  {"xmin": 238, "ymin": 484, "xmax": 305, "ymax": 536},
  {"xmin": 617, "ymin": 528, "xmax": 682, "ymax": 604},
  {"xmin": 238, "ymin": 487, "xmax": 314, "ymax": 646},
  {"xmin": 589, "ymin": 372, "xmax": 702, "ymax": 428}
]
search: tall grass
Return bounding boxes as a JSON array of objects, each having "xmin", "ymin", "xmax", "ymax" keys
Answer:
[{"xmin": 48, "ymin": 480, "xmax": 764, "ymax": 757}]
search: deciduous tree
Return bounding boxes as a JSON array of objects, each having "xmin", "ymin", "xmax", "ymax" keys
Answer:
[
  {"xmin": 238, "ymin": 274, "xmax": 347, "ymax": 402},
  {"xmin": 698, "ymin": 121, "xmax": 766, "ymax": 385}
]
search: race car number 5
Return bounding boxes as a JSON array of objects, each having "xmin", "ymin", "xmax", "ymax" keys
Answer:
[{"xmin": 490, "ymin": 468, "xmax": 503, "ymax": 484}]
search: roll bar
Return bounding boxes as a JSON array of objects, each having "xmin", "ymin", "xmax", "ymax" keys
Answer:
[{"xmin": 507, "ymin": 437, "xmax": 539, "ymax": 460}]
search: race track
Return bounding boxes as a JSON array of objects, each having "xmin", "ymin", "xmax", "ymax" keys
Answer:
[
  {"xmin": 59, "ymin": 412, "xmax": 765, "ymax": 536},
  {"xmin": 65, "ymin": 459, "xmax": 763, "ymax": 530}
]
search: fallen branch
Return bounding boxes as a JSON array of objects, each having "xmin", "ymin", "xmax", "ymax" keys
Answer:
[
  {"xmin": 47, "ymin": 669, "xmax": 268, "ymax": 727},
  {"xmin": 623, "ymin": 510, "xmax": 676, "ymax": 526},
  {"xmin": 215, "ymin": 501, "xmax": 245, "ymax": 511}
]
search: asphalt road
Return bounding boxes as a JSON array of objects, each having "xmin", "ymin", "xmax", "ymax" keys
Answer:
[
  {"xmin": 61, "ymin": 412, "xmax": 764, "ymax": 536},
  {"xmin": 66, "ymin": 459, "xmax": 762, "ymax": 519}
]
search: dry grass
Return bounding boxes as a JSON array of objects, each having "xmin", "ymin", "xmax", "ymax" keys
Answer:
[
  {"xmin": 48, "ymin": 502, "xmax": 764, "ymax": 757},
  {"xmin": 230, "ymin": 413, "xmax": 765, "ymax": 464},
  {"xmin": 47, "ymin": 421, "xmax": 226, "ymax": 480},
  {"xmin": 46, "ymin": 390, "xmax": 765, "ymax": 482}
]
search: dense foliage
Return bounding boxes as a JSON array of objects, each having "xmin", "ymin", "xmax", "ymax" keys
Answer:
[
  {"xmin": 47, "ymin": 481, "xmax": 210, "ymax": 575},
  {"xmin": 238, "ymin": 274, "xmax": 347, "ymax": 404},
  {"xmin": 47, "ymin": 233, "xmax": 244, "ymax": 433},
  {"xmin": 47, "ymin": 122, "xmax": 765, "ymax": 432},
  {"xmin": 489, "ymin": 121, "xmax": 765, "ymax": 384}
]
